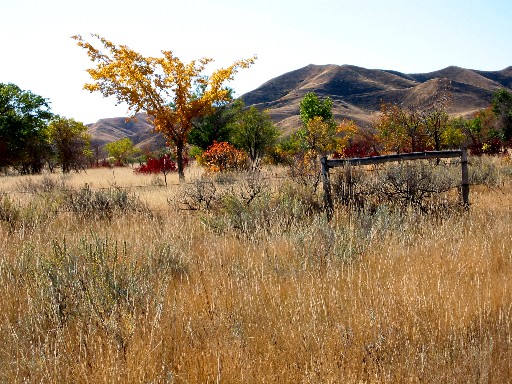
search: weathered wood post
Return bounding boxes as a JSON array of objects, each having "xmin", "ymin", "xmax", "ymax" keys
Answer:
[
  {"xmin": 321, "ymin": 157, "xmax": 334, "ymax": 220},
  {"xmin": 461, "ymin": 147, "xmax": 469, "ymax": 208}
]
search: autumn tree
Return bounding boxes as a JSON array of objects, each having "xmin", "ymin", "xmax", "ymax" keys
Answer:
[
  {"xmin": 461, "ymin": 107, "xmax": 502, "ymax": 154},
  {"xmin": 73, "ymin": 34, "xmax": 255, "ymax": 180},
  {"xmin": 202, "ymin": 141, "xmax": 248, "ymax": 172},
  {"xmin": 335, "ymin": 119, "xmax": 379, "ymax": 158},
  {"xmin": 423, "ymin": 79, "xmax": 451, "ymax": 151},
  {"xmin": 375, "ymin": 103, "xmax": 428, "ymax": 153},
  {"xmin": 47, "ymin": 116, "xmax": 91, "ymax": 172},
  {"xmin": 297, "ymin": 92, "xmax": 341, "ymax": 156}
]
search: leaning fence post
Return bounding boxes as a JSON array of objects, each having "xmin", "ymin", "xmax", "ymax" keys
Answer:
[
  {"xmin": 321, "ymin": 157, "xmax": 334, "ymax": 220},
  {"xmin": 461, "ymin": 147, "xmax": 469, "ymax": 208}
]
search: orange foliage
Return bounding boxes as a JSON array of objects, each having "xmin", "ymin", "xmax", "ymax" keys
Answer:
[{"xmin": 201, "ymin": 141, "xmax": 248, "ymax": 173}]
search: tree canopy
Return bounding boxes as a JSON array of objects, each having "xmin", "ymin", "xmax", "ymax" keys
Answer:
[
  {"xmin": 188, "ymin": 98, "xmax": 244, "ymax": 150},
  {"xmin": 105, "ymin": 137, "xmax": 140, "ymax": 166},
  {"xmin": 230, "ymin": 105, "xmax": 280, "ymax": 163},
  {"xmin": 73, "ymin": 34, "xmax": 256, "ymax": 180},
  {"xmin": 299, "ymin": 92, "xmax": 334, "ymax": 126},
  {"xmin": 0, "ymin": 83, "xmax": 53, "ymax": 173},
  {"xmin": 297, "ymin": 92, "xmax": 340, "ymax": 157},
  {"xmin": 47, "ymin": 116, "xmax": 91, "ymax": 172},
  {"xmin": 492, "ymin": 88, "xmax": 512, "ymax": 141}
]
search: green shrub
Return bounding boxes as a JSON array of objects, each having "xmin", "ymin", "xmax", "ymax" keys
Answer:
[{"xmin": 64, "ymin": 184, "xmax": 148, "ymax": 219}]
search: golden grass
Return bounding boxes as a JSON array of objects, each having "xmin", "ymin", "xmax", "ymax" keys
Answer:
[{"xmin": 1, "ymin": 164, "xmax": 512, "ymax": 382}]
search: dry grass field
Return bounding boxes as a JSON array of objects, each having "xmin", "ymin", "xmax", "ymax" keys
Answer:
[{"xmin": 1, "ymin": 159, "xmax": 512, "ymax": 383}]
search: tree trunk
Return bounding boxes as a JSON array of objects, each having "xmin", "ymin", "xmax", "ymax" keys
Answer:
[{"xmin": 176, "ymin": 142, "xmax": 185, "ymax": 181}]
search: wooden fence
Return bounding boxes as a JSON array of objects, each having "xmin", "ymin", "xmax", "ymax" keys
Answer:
[{"xmin": 320, "ymin": 149, "xmax": 469, "ymax": 219}]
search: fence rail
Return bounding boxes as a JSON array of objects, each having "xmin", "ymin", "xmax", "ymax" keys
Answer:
[{"xmin": 320, "ymin": 149, "xmax": 469, "ymax": 219}]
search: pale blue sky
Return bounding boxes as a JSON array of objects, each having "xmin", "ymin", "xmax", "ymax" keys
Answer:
[{"xmin": 1, "ymin": 0, "xmax": 511, "ymax": 123}]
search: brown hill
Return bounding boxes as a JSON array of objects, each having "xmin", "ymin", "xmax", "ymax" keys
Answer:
[
  {"xmin": 242, "ymin": 64, "xmax": 512, "ymax": 135},
  {"xmin": 88, "ymin": 65, "xmax": 512, "ymax": 144},
  {"xmin": 87, "ymin": 113, "xmax": 165, "ymax": 150}
]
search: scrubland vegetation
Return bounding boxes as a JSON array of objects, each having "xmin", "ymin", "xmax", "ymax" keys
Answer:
[{"xmin": 1, "ymin": 157, "xmax": 512, "ymax": 383}]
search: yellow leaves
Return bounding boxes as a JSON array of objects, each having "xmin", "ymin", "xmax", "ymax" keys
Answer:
[
  {"xmin": 303, "ymin": 116, "xmax": 342, "ymax": 156},
  {"xmin": 74, "ymin": 33, "xmax": 256, "ymax": 177},
  {"xmin": 336, "ymin": 119, "xmax": 359, "ymax": 149}
]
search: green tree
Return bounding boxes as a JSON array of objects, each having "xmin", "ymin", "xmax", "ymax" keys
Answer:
[
  {"xmin": 230, "ymin": 106, "xmax": 280, "ymax": 163},
  {"xmin": 188, "ymin": 98, "xmax": 243, "ymax": 150},
  {"xmin": 0, "ymin": 83, "xmax": 53, "ymax": 173},
  {"xmin": 47, "ymin": 116, "xmax": 91, "ymax": 172},
  {"xmin": 74, "ymin": 34, "xmax": 255, "ymax": 180},
  {"xmin": 492, "ymin": 88, "xmax": 512, "ymax": 141},
  {"xmin": 299, "ymin": 92, "xmax": 333, "ymax": 126},
  {"xmin": 105, "ymin": 137, "xmax": 140, "ymax": 165}
]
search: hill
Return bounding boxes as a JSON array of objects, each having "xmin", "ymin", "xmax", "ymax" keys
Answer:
[
  {"xmin": 87, "ymin": 113, "xmax": 165, "ymax": 150},
  {"xmin": 88, "ymin": 64, "xmax": 512, "ymax": 143}
]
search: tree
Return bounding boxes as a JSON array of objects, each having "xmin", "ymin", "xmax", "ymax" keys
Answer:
[
  {"xmin": 492, "ymin": 88, "xmax": 512, "ymax": 141},
  {"xmin": 299, "ymin": 92, "xmax": 333, "ymax": 125},
  {"xmin": 105, "ymin": 137, "xmax": 140, "ymax": 165},
  {"xmin": 89, "ymin": 138, "xmax": 107, "ymax": 168},
  {"xmin": 47, "ymin": 116, "xmax": 91, "ymax": 172},
  {"xmin": 188, "ymin": 95, "xmax": 243, "ymax": 151},
  {"xmin": 297, "ymin": 92, "xmax": 340, "ymax": 156},
  {"xmin": 73, "ymin": 34, "xmax": 255, "ymax": 180},
  {"xmin": 0, "ymin": 83, "xmax": 53, "ymax": 173},
  {"xmin": 461, "ymin": 107, "xmax": 502, "ymax": 155},
  {"xmin": 375, "ymin": 103, "xmax": 428, "ymax": 153},
  {"xmin": 230, "ymin": 105, "xmax": 280, "ymax": 163},
  {"xmin": 423, "ymin": 80, "xmax": 451, "ymax": 151},
  {"xmin": 301, "ymin": 116, "xmax": 341, "ymax": 157}
]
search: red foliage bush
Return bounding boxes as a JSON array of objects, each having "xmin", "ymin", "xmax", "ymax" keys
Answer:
[
  {"xmin": 134, "ymin": 154, "xmax": 187, "ymax": 174},
  {"xmin": 334, "ymin": 140, "xmax": 379, "ymax": 159}
]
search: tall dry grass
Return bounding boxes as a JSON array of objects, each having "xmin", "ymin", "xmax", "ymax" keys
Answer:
[{"xmin": 1, "ymin": 159, "xmax": 512, "ymax": 383}]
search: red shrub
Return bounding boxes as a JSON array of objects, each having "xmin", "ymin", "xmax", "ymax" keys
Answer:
[
  {"xmin": 134, "ymin": 154, "xmax": 186, "ymax": 174},
  {"xmin": 334, "ymin": 140, "xmax": 379, "ymax": 159}
]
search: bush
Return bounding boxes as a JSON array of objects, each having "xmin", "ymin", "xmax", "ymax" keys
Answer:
[
  {"xmin": 0, "ymin": 194, "xmax": 47, "ymax": 233},
  {"xmin": 64, "ymin": 185, "xmax": 148, "ymax": 219},
  {"xmin": 333, "ymin": 140, "xmax": 379, "ymax": 159},
  {"xmin": 16, "ymin": 175, "xmax": 68, "ymax": 194},
  {"xmin": 34, "ymin": 236, "xmax": 188, "ymax": 353},
  {"xmin": 201, "ymin": 141, "xmax": 249, "ymax": 172},
  {"xmin": 330, "ymin": 156, "xmax": 501, "ymax": 212},
  {"xmin": 134, "ymin": 154, "xmax": 188, "ymax": 174}
]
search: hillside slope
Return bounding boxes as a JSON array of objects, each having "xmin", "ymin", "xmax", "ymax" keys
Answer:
[
  {"xmin": 87, "ymin": 64, "xmax": 512, "ymax": 143},
  {"xmin": 87, "ymin": 113, "xmax": 165, "ymax": 150},
  {"xmin": 241, "ymin": 64, "xmax": 512, "ymax": 135}
]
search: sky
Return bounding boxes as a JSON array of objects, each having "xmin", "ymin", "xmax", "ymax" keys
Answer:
[{"xmin": 1, "ymin": 0, "xmax": 511, "ymax": 124}]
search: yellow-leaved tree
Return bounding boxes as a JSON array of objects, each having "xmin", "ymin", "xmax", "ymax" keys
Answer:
[{"xmin": 73, "ymin": 34, "xmax": 256, "ymax": 180}]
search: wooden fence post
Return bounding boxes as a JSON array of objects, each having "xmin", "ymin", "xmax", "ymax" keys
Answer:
[
  {"xmin": 321, "ymin": 157, "xmax": 334, "ymax": 220},
  {"xmin": 461, "ymin": 147, "xmax": 469, "ymax": 208}
]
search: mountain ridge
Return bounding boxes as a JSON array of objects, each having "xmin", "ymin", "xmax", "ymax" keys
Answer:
[{"xmin": 88, "ymin": 64, "xmax": 512, "ymax": 145}]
